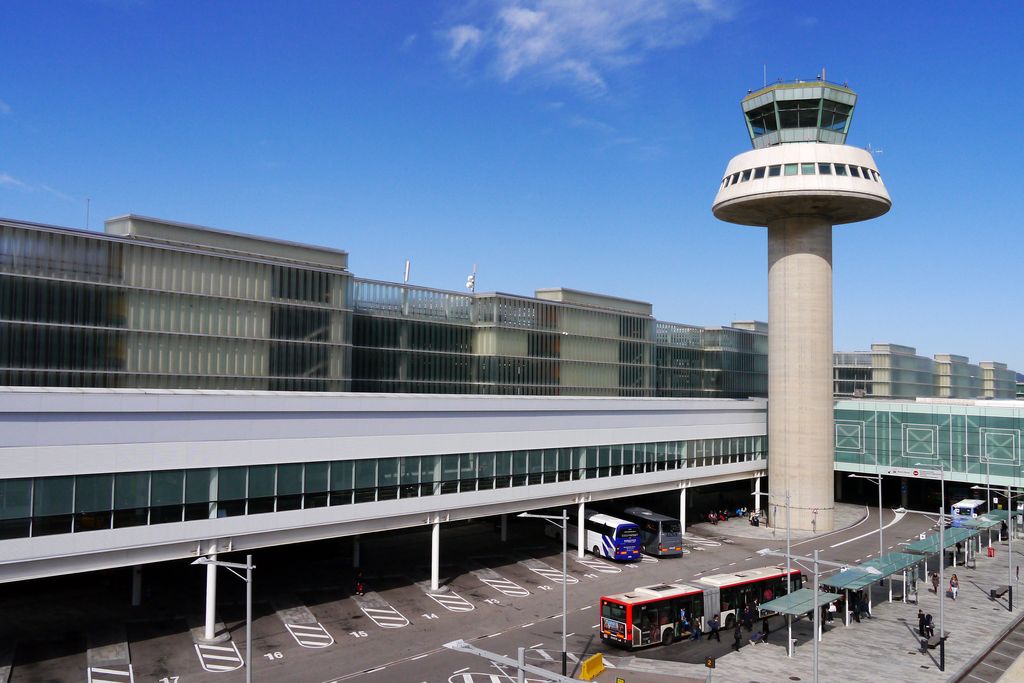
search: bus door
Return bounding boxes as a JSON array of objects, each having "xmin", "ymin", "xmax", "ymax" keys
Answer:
[{"xmin": 702, "ymin": 587, "xmax": 720, "ymax": 628}]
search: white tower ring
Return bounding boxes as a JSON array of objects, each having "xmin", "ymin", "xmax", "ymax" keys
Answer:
[{"xmin": 712, "ymin": 142, "xmax": 891, "ymax": 227}]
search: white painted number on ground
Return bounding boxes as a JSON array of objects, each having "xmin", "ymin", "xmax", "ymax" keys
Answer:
[
  {"xmin": 537, "ymin": 585, "xmax": 552, "ymax": 591},
  {"xmin": 285, "ymin": 622, "xmax": 335, "ymax": 649},
  {"xmin": 349, "ymin": 630, "xmax": 369, "ymax": 638},
  {"xmin": 158, "ymin": 678, "xmax": 179, "ymax": 683},
  {"xmin": 483, "ymin": 598, "xmax": 501, "ymax": 605},
  {"xmin": 88, "ymin": 666, "xmax": 135, "ymax": 683},
  {"xmin": 263, "ymin": 652, "xmax": 284, "ymax": 660},
  {"xmin": 423, "ymin": 613, "xmax": 440, "ymax": 619},
  {"xmin": 195, "ymin": 641, "xmax": 244, "ymax": 673},
  {"xmin": 361, "ymin": 605, "xmax": 410, "ymax": 629}
]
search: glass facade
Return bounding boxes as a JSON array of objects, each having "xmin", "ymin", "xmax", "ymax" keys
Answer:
[
  {"xmin": 654, "ymin": 322, "xmax": 767, "ymax": 398},
  {"xmin": 0, "ymin": 219, "xmax": 352, "ymax": 390},
  {"xmin": 0, "ymin": 435, "xmax": 766, "ymax": 540},
  {"xmin": 835, "ymin": 399, "xmax": 1024, "ymax": 486}
]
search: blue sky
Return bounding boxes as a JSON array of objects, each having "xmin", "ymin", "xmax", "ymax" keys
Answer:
[{"xmin": 3, "ymin": 1, "xmax": 1023, "ymax": 370}]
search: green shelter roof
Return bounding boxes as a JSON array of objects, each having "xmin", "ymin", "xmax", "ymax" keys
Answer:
[
  {"xmin": 821, "ymin": 566, "xmax": 883, "ymax": 592},
  {"xmin": 904, "ymin": 527, "xmax": 978, "ymax": 554},
  {"xmin": 759, "ymin": 588, "xmax": 839, "ymax": 616},
  {"xmin": 860, "ymin": 552, "xmax": 923, "ymax": 577}
]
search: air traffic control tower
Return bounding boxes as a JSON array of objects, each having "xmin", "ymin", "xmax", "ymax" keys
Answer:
[{"xmin": 712, "ymin": 80, "xmax": 891, "ymax": 532}]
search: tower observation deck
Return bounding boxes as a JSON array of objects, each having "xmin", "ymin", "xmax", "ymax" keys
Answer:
[{"xmin": 712, "ymin": 78, "xmax": 891, "ymax": 532}]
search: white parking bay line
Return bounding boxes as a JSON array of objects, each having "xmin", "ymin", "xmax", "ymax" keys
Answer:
[
  {"xmin": 87, "ymin": 666, "xmax": 134, "ymax": 683},
  {"xmin": 286, "ymin": 622, "xmax": 335, "ymax": 648}
]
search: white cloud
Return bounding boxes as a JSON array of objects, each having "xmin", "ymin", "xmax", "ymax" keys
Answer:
[
  {"xmin": 446, "ymin": 24, "xmax": 483, "ymax": 60},
  {"xmin": 0, "ymin": 99, "xmax": 10, "ymax": 115},
  {"xmin": 401, "ymin": 33, "xmax": 417, "ymax": 51},
  {"xmin": 0, "ymin": 172, "xmax": 75, "ymax": 203},
  {"xmin": 440, "ymin": 0, "xmax": 731, "ymax": 94},
  {"xmin": 0, "ymin": 172, "xmax": 27, "ymax": 189}
]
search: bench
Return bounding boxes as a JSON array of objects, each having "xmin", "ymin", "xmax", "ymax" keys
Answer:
[
  {"xmin": 926, "ymin": 635, "xmax": 943, "ymax": 649},
  {"xmin": 991, "ymin": 585, "xmax": 1011, "ymax": 600}
]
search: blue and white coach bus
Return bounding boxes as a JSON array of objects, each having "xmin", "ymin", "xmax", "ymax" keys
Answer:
[{"xmin": 560, "ymin": 512, "xmax": 641, "ymax": 561}]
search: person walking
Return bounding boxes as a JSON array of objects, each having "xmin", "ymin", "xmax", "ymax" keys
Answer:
[
  {"xmin": 732, "ymin": 623, "xmax": 742, "ymax": 652},
  {"xmin": 924, "ymin": 614, "xmax": 934, "ymax": 638},
  {"xmin": 708, "ymin": 614, "xmax": 721, "ymax": 642},
  {"xmin": 761, "ymin": 616, "xmax": 770, "ymax": 642},
  {"xmin": 931, "ymin": 571, "xmax": 940, "ymax": 594},
  {"xmin": 917, "ymin": 609, "xmax": 926, "ymax": 636},
  {"xmin": 950, "ymin": 574, "xmax": 959, "ymax": 600},
  {"xmin": 355, "ymin": 570, "xmax": 366, "ymax": 596}
]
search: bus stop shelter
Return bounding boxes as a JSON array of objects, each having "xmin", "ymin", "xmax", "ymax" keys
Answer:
[
  {"xmin": 859, "ymin": 552, "xmax": 922, "ymax": 605},
  {"xmin": 759, "ymin": 588, "xmax": 841, "ymax": 655},
  {"xmin": 961, "ymin": 515, "xmax": 1002, "ymax": 553},
  {"xmin": 821, "ymin": 567, "xmax": 882, "ymax": 625},
  {"xmin": 905, "ymin": 526, "xmax": 980, "ymax": 576}
]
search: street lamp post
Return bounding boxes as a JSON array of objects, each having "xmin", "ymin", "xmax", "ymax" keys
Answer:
[
  {"xmin": 192, "ymin": 555, "xmax": 254, "ymax": 683},
  {"xmin": 519, "ymin": 510, "xmax": 569, "ymax": 676},
  {"xmin": 915, "ymin": 462, "xmax": 945, "ymax": 672}
]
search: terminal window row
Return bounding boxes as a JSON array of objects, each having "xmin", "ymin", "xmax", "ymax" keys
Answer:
[
  {"xmin": 0, "ymin": 436, "xmax": 765, "ymax": 540},
  {"xmin": 721, "ymin": 163, "xmax": 881, "ymax": 188}
]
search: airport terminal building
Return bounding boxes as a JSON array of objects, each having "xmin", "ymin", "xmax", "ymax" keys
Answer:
[{"xmin": 1, "ymin": 214, "xmax": 1022, "ymax": 587}]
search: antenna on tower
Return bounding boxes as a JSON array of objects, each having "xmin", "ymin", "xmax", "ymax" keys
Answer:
[
  {"xmin": 403, "ymin": 259, "xmax": 411, "ymax": 283},
  {"xmin": 763, "ymin": 64, "xmax": 767, "ymax": 88},
  {"xmin": 85, "ymin": 197, "xmax": 91, "ymax": 229},
  {"xmin": 465, "ymin": 264, "xmax": 477, "ymax": 293},
  {"xmin": 866, "ymin": 143, "xmax": 884, "ymax": 156}
]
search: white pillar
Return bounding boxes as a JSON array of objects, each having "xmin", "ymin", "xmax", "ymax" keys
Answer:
[
  {"xmin": 204, "ymin": 553, "xmax": 218, "ymax": 641},
  {"xmin": 844, "ymin": 589, "xmax": 850, "ymax": 626},
  {"xmin": 353, "ymin": 536, "xmax": 360, "ymax": 568},
  {"xmin": 577, "ymin": 502, "xmax": 585, "ymax": 559},
  {"xmin": 430, "ymin": 521, "xmax": 441, "ymax": 591},
  {"xmin": 131, "ymin": 565, "xmax": 142, "ymax": 607},
  {"xmin": 500, "ymin": 514, "xmax": 508, "ymax": 543},
  {"xmin": 754, "ymin": 476, "xmax": 762, "ymax": 513},
  {"xmin": 680, "ymin": 488, "xmax": 687, "ymax": 535}
]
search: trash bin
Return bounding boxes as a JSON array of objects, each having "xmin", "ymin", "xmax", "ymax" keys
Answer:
[{"xmin": 988, "ymin": 546, "xmax": 996, "ymax": 558}]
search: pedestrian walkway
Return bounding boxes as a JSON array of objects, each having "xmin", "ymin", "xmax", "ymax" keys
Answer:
[
  {"xmin": 593, "ymin": 541, "xmax": 1024, "ymax": 683},
  {"xmin": 689, "ymin": 502, "xmax": 869, "ymax": 542}
]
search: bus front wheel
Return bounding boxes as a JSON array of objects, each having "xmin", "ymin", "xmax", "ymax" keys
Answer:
[
  {"xmin": 661, "ymin": 629, "xmax": 674, "ymax": 647},
  {"xmin": 592, "ymin": 546, "xmax": 601, "ymax": 558},
  {"xmin": 725, "ymin": 614, "xmax": 736, "ymax": 629}
]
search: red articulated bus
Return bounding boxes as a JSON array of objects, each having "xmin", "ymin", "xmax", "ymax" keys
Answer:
[{"xmin": 599, "ymin": 566, "xmax": 802, "ymax": 649}]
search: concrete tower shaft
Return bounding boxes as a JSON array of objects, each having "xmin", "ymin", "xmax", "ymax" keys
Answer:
[
  {"xmin": 711, "ymin": 81, "xmax": 891, "ymax": 532},
  {"xmin": 767, "ymin": 216, "xmax": 834, "ymax": 532}
]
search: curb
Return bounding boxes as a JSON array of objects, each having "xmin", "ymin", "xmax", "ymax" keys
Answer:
[{"xmin": 946, "ymin": 604, "xmax": 1024, "ymax": 682}]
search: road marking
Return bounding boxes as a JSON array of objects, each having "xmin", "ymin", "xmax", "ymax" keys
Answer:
[
  {"xmin": 728, "ymin": 562, "xmax": 737, "ymax": 566},
  {"xmin": 530, "ymin": 642, "xmax": 544, "ymax": 648},
  {"xmin": 361, "ymin": 606, "xmax": 410, "ymax": 629},
  {"xmin": 572, "ymin": 556, "xmax": 621, "ymax": 573},
  {"xmin": 520, "ymin": 559, "xmax": 578, "ymax": 585},
  {"xmin": 195, "ymin": 641, "xmax": 244, "ymax": 672},
  {"xmin": 88, "ymin": 666, "xmax": 134, "ymax": 683},
  {"xmin": 471, "ymin": 568, "xmax": 531, "ymax": 597},
  {"xmin": 639, "ymin": 555, "xmax": 659, "ymax": 564},
  {"xmin": 411, "ymin": 654, "xmax": 430, "ymax": 660},
  {"xmin": 427, "ymin": 590, "xmax": 476, "ymax": 613},
  {"xmin": 829, "ymin": 510, "xmax": 906, "ymax": 548},
  {"xmin": 581, "ymin": 605, "xmax": 592, "ymax": 610},
  {"xmin": 454, "ymin": 667, "xmax": 470, "ymax": 674},
  {"xmin": 286, "ymin": 622, "xmax": 335, "ymax": 648}
]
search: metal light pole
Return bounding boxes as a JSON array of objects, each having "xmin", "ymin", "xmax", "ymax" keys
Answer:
[
  {"xmin": 519, "ymin": 510, "xmax": 569, "ymax": 676},
  {"xmin": 916, "ymin": 461, "xmax": 945, "ymax": 671},
  {"xmin": 192, "ymin": 555, "xmax": 254, "ymax": 683}
]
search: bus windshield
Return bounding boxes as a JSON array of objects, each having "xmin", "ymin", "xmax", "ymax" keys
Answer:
[{"xmin": 662, "ymin": 521, "xmax": 681, "ymax": 534}]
